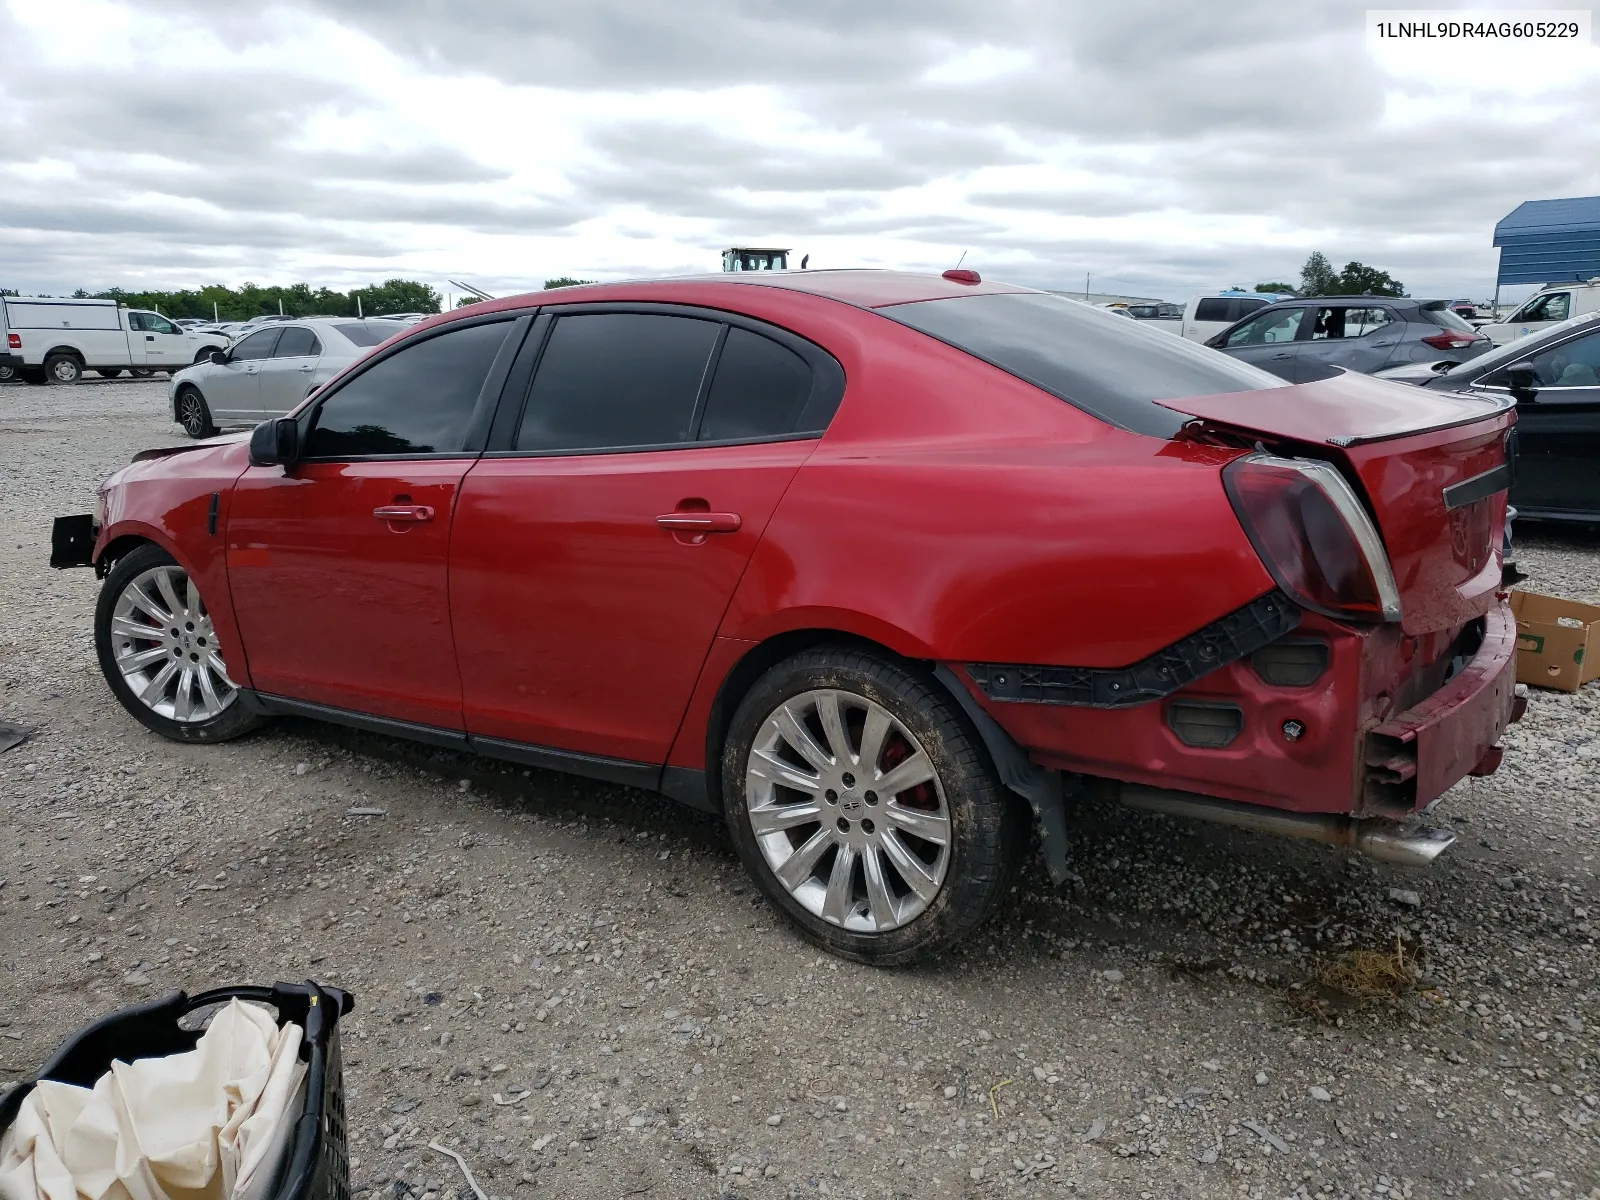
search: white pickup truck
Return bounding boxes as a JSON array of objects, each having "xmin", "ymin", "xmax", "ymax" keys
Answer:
[{"xmin": 0, "ymin": 296, "xmax": 230, "ymax": 384}]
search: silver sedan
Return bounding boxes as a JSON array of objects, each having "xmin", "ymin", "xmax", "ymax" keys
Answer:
[{"xmin": 168, "ymin": 318, "xmax": 409, "ymax": 437}]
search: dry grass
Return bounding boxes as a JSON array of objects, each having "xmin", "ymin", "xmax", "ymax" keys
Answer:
[{"xmin": 1290, "ymin": 935, "xmax": 1424, "ymax": 1020}]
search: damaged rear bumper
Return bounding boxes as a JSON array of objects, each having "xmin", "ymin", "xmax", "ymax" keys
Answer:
[{"xmin": 1363, "ymin": 599, "xmax": 1520, "ymax": 814}]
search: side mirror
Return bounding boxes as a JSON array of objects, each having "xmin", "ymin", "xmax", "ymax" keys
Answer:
[
  {"xmin": 1504, "ymin": 362, "xmax": 1540, "ymax": 401},
  {"xmin": 209, "ymin": 349, "xmax": 228, "ymax": 365},
  {"xmin": 249, "ymin": 417, "xmax": 300, "ymax": 467}
]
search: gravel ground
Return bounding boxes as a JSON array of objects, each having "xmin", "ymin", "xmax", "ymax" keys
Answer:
[{"xmin": 2, "ymin": 378, "xmax": 1598, "ymax": 1200}]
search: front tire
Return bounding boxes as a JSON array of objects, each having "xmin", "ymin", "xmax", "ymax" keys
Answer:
[
  {"xmin": 44, "ymin": 353, "xmax": 82, "ymax": 384},
  {"xmin": 722, "ymin": 646, "xmax": 1021, "ymax": 965},
  {"xmin": 176, "ymin": 386, "xmax": 216, "ymax": 438},
  {"xmin": 95, "ymin": 543, "xmax": 264, "ymax": 743}
]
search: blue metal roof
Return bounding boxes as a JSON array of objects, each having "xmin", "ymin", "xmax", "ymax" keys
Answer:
[{"xmin": 1493, "ymin": 195, "xmax": 1600, "ymax": 286}]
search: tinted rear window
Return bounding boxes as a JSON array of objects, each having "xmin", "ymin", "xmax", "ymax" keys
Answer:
[
  {"xmin": 880, "ymin": 291, "xmax": 1282, "ymax": 438},
  {"xmin": 334, "ymin": 320, "xmax": 408, "ymax": 347},
  {"xmin": 698, "ymin": 327, "xmax": 814, "ymax": 441},
  {"xmin": 1420, "ymin": 303, "xmax": 1476, "ymax": 333},
  {"xmin": 1193, "ymin": 298, "xmax": 1232, "ymax": 323}
]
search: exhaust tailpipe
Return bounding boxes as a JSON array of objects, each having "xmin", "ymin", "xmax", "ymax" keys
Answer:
[{"xmin": 1113, "ymin": 784, "xmax": 1455, "ymax": 867}]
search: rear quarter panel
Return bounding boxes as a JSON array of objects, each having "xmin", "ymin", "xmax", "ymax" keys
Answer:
[{"xmin": 715, "ymin": 319, "xmax": 1277, "ymax": 669}]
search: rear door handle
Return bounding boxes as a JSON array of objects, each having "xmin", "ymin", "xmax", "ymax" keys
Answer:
[
  {"xmin": 374, "ymin": 505, "xmax": 435, "ymax": 522},
  {"xmin": 656, "ymin": 512, "xmax": 741, "ymax": 533},
  {"xmin": 1270, "ymin": 352, "xmax": 1293, "ymax": 359},
  {"xmin": 297, "ymin": 365, "xmax": 314, "ymax": 372}
]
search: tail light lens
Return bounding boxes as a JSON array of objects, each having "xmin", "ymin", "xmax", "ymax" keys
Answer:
[
  {"xmin": 1421, "ymin": 330, "xmax": 1483, "ymax": 351},
  {"xmin": 1224, "ymin": 453, "xmax": 1402, "ymax": 623},
  {"xmin": 6, "ymin": 333, "xmax": 19, "ymax": 349}
]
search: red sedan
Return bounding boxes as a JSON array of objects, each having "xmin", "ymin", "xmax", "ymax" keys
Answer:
[{"xmin": 53, "ymin": 270, "xmax": 1523, "ymax": 964}]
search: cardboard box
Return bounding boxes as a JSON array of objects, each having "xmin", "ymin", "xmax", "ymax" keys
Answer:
[{"xmin": 1510, "ymin": 590, "xmax": 1600, "ymax": 692}]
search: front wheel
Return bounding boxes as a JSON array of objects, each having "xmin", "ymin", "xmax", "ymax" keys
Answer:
[
  {"xmin": 722, "ymin": 647, "xmax": 1022, "ymax": 965},
  {"xmin": 176, "ymin": 386, "xmax": 216, "ymax": 438},
  {"xmin": 94, "ymin": 543, "xmax": 264, "ymax": 743}
]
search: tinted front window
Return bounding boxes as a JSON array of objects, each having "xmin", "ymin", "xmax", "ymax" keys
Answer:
[
  {"xmin": 882, "ymin": 292, "xmax": 1280, "ymax": 437},
  {"xmin": 334, "ymin": 320, "xmax": 408, "ymax": 347},
  {"xmin": 1448, "ymin": 315, "xmax": 1600, "ymax": 379},
  {"xmin": 230, "ymin": 329, "xmax": 279, "ymax": 360},
  {"xmin": 306, "ymin": 321, "xmax": 511, "ymax": 458},
  {"xmin": 1514, "ymin": 329, "xmax": 1600, "ymax": 387},
  {"xmin": 274, "ymin": 327, "xmax": 321, "ymax": 357},
  {"xmin": 698, "ymin": 327, "xmax": 814, "ymax": 441},
  {"xmin": 516, "ymin": 314, "xmax": 720, "ymax": 452}
]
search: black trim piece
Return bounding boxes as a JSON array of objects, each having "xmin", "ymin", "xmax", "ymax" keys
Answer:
[
  {"xmin": 1442, "ymin": 462, "xmax": 1511, "ymax": 511},
  {"xmin": 206, "ymin": 492, "xmax": 220, "ymax": 536},
  {"xmin": 660, "ymin": 766, "xmax": 717, "ymax": 813},
  {"xmin": 966, "ymin": 590, "xmax": 1301, "ymax": 708},
  {"xmin": 252, "ymin": 693, "xmax": 468, "ymax": 750},
  {"xmin": 460, "ymin": 313, "xmax": 534, "ymax": 454},
  {"xmin": 481, "ymin": 430, "xmax": 824, "ymax": 459},
  {"xmin": 687, "ymin": 323, "xmax": 731, "ymax": 440},
  {"xmin": 933, "ymin": 664, "xmax": 1070, "ymax": 885},
  {"xmin": 488, "ymin": 313, "xmax": 551, "ymax": 451},
  {"xmin": 50, "ymin": 514, "xmax": 96, "ymax": 569},
  {"xmin": 468, "ymin": 735, "xmax": 661, "ymax": 791}
]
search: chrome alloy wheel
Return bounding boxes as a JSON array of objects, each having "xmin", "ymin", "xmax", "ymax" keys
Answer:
[
  {"xmin": 110, "ymin": 565, "xmax": 237, "ymax": 722},
  {"xmin": 745, "ymin": 689, "xmax": 952, "ymax": 933},
  {"xmin": 179, "ymin": 390, "xmax": 207, "ymax": 436}
]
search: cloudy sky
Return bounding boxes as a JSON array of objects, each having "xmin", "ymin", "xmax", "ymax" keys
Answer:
[{"xmin": 1, "ymin": 0, "xmax": 1596, "ymax": 303}]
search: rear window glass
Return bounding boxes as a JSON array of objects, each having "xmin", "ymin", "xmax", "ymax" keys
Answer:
[
  {"xmin": 334, "ymin": 320, "xmax": 408, "ymax": 347},
  {"xmin": 1420, "ymin": 304, "xmax": 1476, "ymax": 333},
  {"xmin": 881, "ymin": 292, "xmax": 1282, "ymax": 438}
]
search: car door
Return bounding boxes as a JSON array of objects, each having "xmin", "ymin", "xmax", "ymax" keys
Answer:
[
  {"xmin": 1294, "ymin": 305, "xmax": 1402, "ymax": 380},
  {"xmin": 256, "ymin": 324, "xmax": 323, "ymax": 415},
  {"xmin": 1486, "ymin": 326, "xmax": 1600, "ymax": 516},
  {"xmin": 450, "ymin": 308, "xmax": 842, "ymax": 766},
  {"xmin": 226, "ymin": 315, "xmax": 525, "ymax": 728},
  {"xmin": 205, "ymin": 327, "xmax": 278, "ymax": 419},
  {"xmin": 1213, "ymin": 306, "xmax": 1307, "ymax": 380},
  {"xmin": 141, "ymin": 312, "xmax": 192, "ymax": 367}
]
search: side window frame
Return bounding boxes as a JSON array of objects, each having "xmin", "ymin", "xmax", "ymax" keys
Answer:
[
  {"xmin": 296, "ymin": 311, "xmax": 532, "ymax": 463},
  {"xmin": 482, "ymin": 301, "xmax": 847, "ymax": 458}
]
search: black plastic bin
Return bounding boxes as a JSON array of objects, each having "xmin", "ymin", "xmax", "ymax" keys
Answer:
[{"xmin": 0, "ymin": 982, "xmax": 355, "ymax": 1200}]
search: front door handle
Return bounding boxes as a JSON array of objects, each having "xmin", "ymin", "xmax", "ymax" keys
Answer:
[
  {"xmin": 374, "ymin": 504, "xmax": 435, "ymax": 523},
  {"xmin": 145, "ymin": 334, "xmax": 155, "ymax": 341},
  {"xmin": 1270, "ymin": 352, "xmax": 1293, "ymax": 359},
  {"xmin": 656, "ymin": 511, "xmax": 741, "ymax": 533},
  {"xmin": 297, "ymin": 365, "xmax": 314, "ymax": 372}
]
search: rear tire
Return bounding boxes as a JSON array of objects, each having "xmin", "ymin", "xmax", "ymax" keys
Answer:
[
  {"xmin": 95, "ymin": 369, "xmax": 126, "ymax": 379},
  {"xmin": 44, "ymin": 354, "xmax": 82, "ymax": 384},
  {"xmin": 130, "ymin": 368, "xmax": 155, "ymax": 378},
  {"xmin": 177, "ymin": 386, "xmax": 216, "ymax": 438},
  {"xmin": 722, "ymin": 646, "xmax": 1022, "ymax": 965},
  {"xmin": 94, "ymin": 543, "xmax": 264, "ymax": 744}
]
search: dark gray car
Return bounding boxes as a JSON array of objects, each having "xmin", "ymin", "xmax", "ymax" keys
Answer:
[
  {"xmin": 1378, "ymin": 311, "xmax": 1600, "ymax": 523},
  {"xmin": 1205, "ymin": 296, "xmax": 1492, "ymax": 382}
]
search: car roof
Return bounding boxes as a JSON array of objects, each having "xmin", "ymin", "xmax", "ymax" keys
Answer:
[{"xmin": 472, "ymin": 270, "xmax": 1037, "ymax": 315}]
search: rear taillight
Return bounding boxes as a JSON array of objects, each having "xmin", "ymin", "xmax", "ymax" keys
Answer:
[
  {"xmin": 6, "ymin": 333, "xmax": 18, "ymax": 349},
  {"xmin": 1421, "ymin": 330, "xmax": 1482, "ymax": 350},
  {"xmin": 1224, "ymin": 453, "xmax": 1402, "ymax": 623}
]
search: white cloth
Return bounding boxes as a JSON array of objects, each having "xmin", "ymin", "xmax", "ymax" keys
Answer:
[{"xmin": 0, "ymin": 1001, "xmax": 306, "ymax": 1200}]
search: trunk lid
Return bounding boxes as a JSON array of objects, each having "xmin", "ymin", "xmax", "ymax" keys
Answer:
[{"xmin": 1159, "ymin": 372, "xmax": 1515, "ymax": 635}]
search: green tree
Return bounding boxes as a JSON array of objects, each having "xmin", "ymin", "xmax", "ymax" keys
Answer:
[
  {"xmin": 350, "ymin": 279, "xmax": 441, "ymax": 316},
  {"xmin": 455, "ymin": 296, "xmax": 484, "ymax": 308},
  {"xmin": 543, "ymin": 277, "xmax": 595, "ymax": 289},
  {"xmin": 1254, "ymin": 281, "xmax": 1296, "ymax": 294},
  {"xmin": 1333, "ymin": 261, "xmax": 1406, "ymax": 297},
  {"xmin": 1299, "ymin": 252, "xmax": 1338, "ymax": 296}
]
